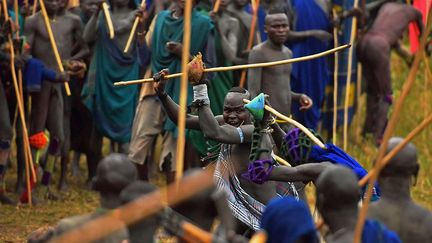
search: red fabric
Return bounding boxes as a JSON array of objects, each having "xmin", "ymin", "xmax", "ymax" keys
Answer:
[
  {"xmin": 409, "ymin": 0, "xmax": 431, "ymax": 53},
  {"xmin": 19, "ymin": 175, "xmax": 36, "ymax": 203},
  {"xmin": 29, "ymin": 132, "xmax": 48, "ymax": 149}
]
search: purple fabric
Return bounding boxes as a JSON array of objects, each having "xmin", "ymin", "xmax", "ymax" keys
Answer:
[
  {"xmin": 242, "ymin": 159, "xmax": 274, "ymax": 184},
  {"xmin": 41, "ymin": 172, "xmax": 51, "ymax": 186},
  {"xmin": 285, "ymin": 128, "xmax": 301, "ymax": 163}
]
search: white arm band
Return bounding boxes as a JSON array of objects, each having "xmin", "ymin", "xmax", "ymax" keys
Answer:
[{"xmin": 193, "ymin": 84, "xmax": 210, "ymax": 105}]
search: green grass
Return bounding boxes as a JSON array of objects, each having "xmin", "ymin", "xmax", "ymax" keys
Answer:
[{"xmin": 0, "ymin": 54, "xmax": 431, "ymax": 242}]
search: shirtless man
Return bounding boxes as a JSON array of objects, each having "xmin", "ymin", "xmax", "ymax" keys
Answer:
[
  {"xmin": 316, "ymin": 166, "xmax": 401, "ymax": 243},
  {"xmin": 247, "ymin": 12, "xmax": 313, "ymax": 130},
  {"xmin": 368, "ymin": 137, "xmax": 432, "ymax": 242},
  {"xmin": 357, "ymin": 1, "xmax": 423, "ymax": 142},
  {"xmin": 226, "ymin": 0, "xmax": 258, "ymax": 60},
  {"xmin": 154, "ymin": 70, "xmax": 297, "ymax": 233},
  {"xmin": 24, "ymin": 0, "xmax": 88, "ymax": 199}
]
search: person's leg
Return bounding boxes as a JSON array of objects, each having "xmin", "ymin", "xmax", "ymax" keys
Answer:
[
  {"xmin": 160, "ymin": 132, "xmax": 177, "ymax": 184},
  {"xmin": 59, "ymin": 90, "xmax": 72, "ymax": 191},
  {"xmin": 128, "ymin": 96, "xmax": 163, "ymax": 180},
  {"xmin": 43, "ymin": 84, "xmax": 65, "ymax": 199},
  {"xmin": 0, "ymin": 82, "xmax": 14, "ymax": 204}
]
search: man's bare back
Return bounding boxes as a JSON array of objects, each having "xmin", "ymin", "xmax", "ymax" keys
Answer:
[{"xmin": 370, "ymin": 2, "xmax": 422, "ymax": 45}]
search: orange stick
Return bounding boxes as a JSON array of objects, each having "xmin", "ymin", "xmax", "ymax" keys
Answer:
[
  {"xmin": 50, "ymin": 169, "xmax": 214, "ymax": 242},
  {"xmin": 239, "ymin": 0, "xmax": 260, "ymax": 87},
  {"xmin": 353, "ymin": 10, "xmax": 432, "ymax": 243},
  {"xmin": 123, "ymin": 0, "xmax": 146, "ymax": 53}
]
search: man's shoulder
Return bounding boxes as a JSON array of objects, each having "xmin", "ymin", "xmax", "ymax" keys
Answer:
[
  {"xmin": 63, "ymin": 11, "xmax": 82, "ymax": 23},
  {"xmin": 26, "ymin": 12, "xmax": 42, "ymax": 24}
]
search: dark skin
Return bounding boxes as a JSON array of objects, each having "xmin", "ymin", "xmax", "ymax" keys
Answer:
[
  {"xmin": 248, "ymin": 13, "xmax": 313, "ymax": 118},
  {"xmin": 315, "ymin": 166, "xmax": 361, "ymax": 243},
  {"xmin": 368, "ymin": 137, "xmax": 432, "ymax": 242},
  {"xmin": 154, "ymin": 70, "xmax": 276, "ymax": 205},
  {"xmin": 209, "ymin": 0, "xmax": 246, "ymax": 65},
  {"xmin": 24, "ymin": 0, "xmax": 88, "ymax": 70},
  {"xmin": 83, "ymin": 0, "xmax": 146, "ymax": 48}
]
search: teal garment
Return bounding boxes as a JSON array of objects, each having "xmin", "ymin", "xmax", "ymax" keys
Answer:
[
  {"xmin": 8, "ymin": 9, "xmax": 24, "ymax": 36},
  {"xmin": 151, "ymin": 10, "xmax": 213, "ymax": 135},
  {"xmin": 187, "ymin": 30, "xmax": 234, "ymax": 155},
  {"xmin": 82, "ymin": 19, "xmax": 139, "ymax": 143}
]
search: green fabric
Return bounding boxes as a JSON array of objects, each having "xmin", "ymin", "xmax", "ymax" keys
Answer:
[
  {"xmin": 151, "ymin": 10, "xmax": 213, "ymax": 135},
  {"xmin": 82, "ymin": 18, "xmax": 139, "ymax": 143},
  {"xmin": 187, "ymin": 30, "xmax": 234, "ymax": 156}
]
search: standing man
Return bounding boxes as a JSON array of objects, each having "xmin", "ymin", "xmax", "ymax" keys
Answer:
[
  {"xmin": 357, "ymin": 1, "xmax": 423, "ymax": 142},
  {"xmin": 24, "ymin": 0, "xmax": 88, "ymax": 199},
  {"xmin": 247, "ymin": 11, "xmax": 313, "ymax": 130}
]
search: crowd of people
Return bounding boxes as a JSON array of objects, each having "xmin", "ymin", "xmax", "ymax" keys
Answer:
[{"xmin": 1, "ymin": 0, "xmax": 431, "ymax": 242}]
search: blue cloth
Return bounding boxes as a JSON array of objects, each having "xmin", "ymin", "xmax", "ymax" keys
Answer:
[
  {"xmin": 24, "ymin": 58, "xmax": 58, "ymax": 92},
  {"xmin": 309, "ymin": 143, "xmax": 380, "ymax": 199},
  {"xmin": 289, "ymin": 0, "xmax": 330, "ymax": 129},
  {"xmin": 362, "ymin": 219, "xmax": 402, "ymax": 243},
  {"xmin": 245, "ymin": 4, "xmax": 267, "ymax": 41},
  {"xmin": 261, "ymin": 196, "xmax": 319, "ymax": 243}
]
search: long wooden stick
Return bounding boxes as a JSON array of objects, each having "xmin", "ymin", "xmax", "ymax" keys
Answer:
[
  {"xmin": 115, "ymin": 44, "xmax": 351, "ymax": 86},
  {"xmin": 342, "ymin": 0, "xmax": 360, "ymax": 151},
  {"xmin": 353, "ymin": 11, "xmax": 432, "ymax": 243},
  {"xmin": 175, "ymin": 0, "xmax": 193, "ymax": 185},
  {"xmin": 212, "ymin": 0, "xmax": 222, "ymax": 13},
  {"xmin": 39, "ymin": 0, "xmax": 71, "ymax": 96},
  {"xmin": 239, "ymin": 0, "xmax": 260, "ymax": 88},
  {"xmin": 243, "ymin": 99, "xmax": 326, "ymax": 148},
  {"xmin": 32, "ymin": 0, "xmax": 38, "ymax": 15},
  {"xmin": 13, "ymin": 0, "xmax": 19, "ymax": 38},
  {"xmin": 123, "ymin": 0, "xmax": 146, "ymax": 53},
  {"xmin": 332, "ymin": 9, "xmax": 339, "ymax": 145},
  {"xmin": 50, "ymin": 169, "xmax": 214, "ymax": 243},
  {"xmin": 102, "ymin": 2, "xmax": 114, "ymax": 39},
  {"xmin": 358, "ymin": 113, "xmax": 432, "ymax": 187}
]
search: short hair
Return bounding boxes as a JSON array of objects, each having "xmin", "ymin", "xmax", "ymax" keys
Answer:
[
  {"xmin": 267, "ymin": 7, "xmax": 286, "ymax": 16},
  {"xmin": 228, "ymin": 86, "xmax": 251, "ymax": 99}
]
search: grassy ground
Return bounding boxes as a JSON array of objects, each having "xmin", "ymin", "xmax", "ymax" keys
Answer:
[{"xmin": 0, "ymin": 54, "xmax": 431, "ymax": 242}]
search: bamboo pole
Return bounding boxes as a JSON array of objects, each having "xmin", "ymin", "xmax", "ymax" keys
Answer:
[
  {"xmin": 342, "ymin": 0, "xmax": 360, "ymax": 151},
  {"xmin": 354, "ymin": 62, "xmax": 363, "ymax": 141},
  {"xmin": 123, "ymin": 0, "xmax": 146, "ymax": 53},
  {"xmin": 243, "ymin": 99, "xmax": 326, "ymax": 148},
  {"xmin": 50, "ymin": 169, "xmax": 214, "ymax": 243},
  {"xmin": 353, "ymin": 11, "xmax": 432, "ymax": 243},
  {"xmin": 175, "ymin": 0, "xmax": 193, "ymax": 185},
  {"xmin": 358, "ymin": 113, "xmax": 432, "ymax": 187},
  {"xmin": 212, "ymin": 0, "xmax": 221, "ymax": 13},
  {"xmin": 2, "ymin": 0, "xmax": 36, "ymax": 206},
  {"xmin": 13, "ymin": 0, "xmax": 19, "ymax": 38},
  {"xmin": 239, "ymin": 0, "xmax": 260, "ymax": 88},
  {"xmin": 115, "ymin": 44, "xmax": 351, "ymax": 86},
  {"xmin": 102, "ymin": 2, "xmax": 114, "ymax": 39},
  {"xmin": 272, "ymin": 153, "xmax": 291, "ymax": 167},
  {"xmin": 332, "ymin": 9, "xmax": 339, "ymax": 145},
  {"xmin": 39, "ymin": 0, "xmax": 71, "ymax": 96}
]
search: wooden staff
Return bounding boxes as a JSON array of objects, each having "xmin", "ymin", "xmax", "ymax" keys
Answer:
[
  {"xmin": 175, "ymin": 0, "xmax": 193, "ymax": 184},
  {"xmin": 342, "ymin": 0, "xmax": 360, "ymax": 151},
  {"xmin": 101, "ymin": 2, "xmax": 114, "ymax": 39},
  {"xmin": 39, "ymin": 0, "xmax": 71, "ymax": 96},
  {"xmin": 358, "ymin": 113, "xmax": 432, "ymax": 187},
  {"xmin": 13, "ymin": 0, "xmax": 19, "ymax": 38},
  {"xmin": 332, "ymin": 9, "xmax": 339, "ymax": 145},
  {"xmin": 115, "ymin": 44, "xmax": 351, "ymax": 86},
  {"xmin": 243, "ymin": 99, "xmax": 326, "ymax": 148},
  {"xmin": 50, "ymin": 169, "xmax": 214, "ymax": 243},
  {"xmin": 2, "ymin": 0, "xmax": 36, "ymax": 206},
  {"xmin": 239, "ymin": 0, "xmax": 260, "ymax": 87},
  {"xmin": 353, "ymin": 11, "xmax": 432, "ymax": 243},
  {"xmin": 123, "ymin": 0, "xmax": 146, "ymax": 53},
  {"xmin": 272, "ymin": 153, "xmax": 291, "ymax": 167},
  {"xmin": 354, "ymin": 62, "xmax": 363, "ymax": 141},
  {"xmin": 212, "ymin": 0, "xmax": 222, "ymax": 13},
  {"xmin": 101, "ymin": 2, "xmax": 114, "ymax": 37}
]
